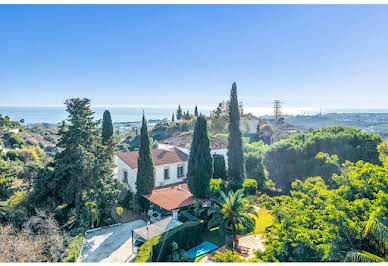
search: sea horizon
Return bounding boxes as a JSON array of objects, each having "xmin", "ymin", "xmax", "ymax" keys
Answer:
[{"xmin": 1, "ymin": 105, "xmax": 388, "ymax": 125}]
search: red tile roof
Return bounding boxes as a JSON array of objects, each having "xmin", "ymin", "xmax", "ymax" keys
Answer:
[
  {"xmin": 158, "ymin": 132, "xmax": 227, "ymax": 150},
  {"xmin": 118, "ymin": 147, "xmax": 188, "ymax": 169},
  {"xmin": 143, "ymin": 184, "xmax": 197, "ymax": 211}
]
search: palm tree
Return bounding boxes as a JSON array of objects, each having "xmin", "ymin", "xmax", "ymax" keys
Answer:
[
  {"xmin": 207, "ymin": 189, "xmax": 257, "ymax": 251},
  {"xmin": 345, "ymin": 213, "xmax": 387, "ymax": 262}
]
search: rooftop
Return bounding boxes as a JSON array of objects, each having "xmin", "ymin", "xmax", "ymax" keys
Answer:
[
  {"xmin": 158, "ymin": 132, "xmax": 227, "ymax": 150},
  {"xmin": 117, "ymin": 147, "xmax": 188, "ymax": 169},
  {"xmin": 143, "ymin": 184, "xmax": 197, "ymax": 211}
]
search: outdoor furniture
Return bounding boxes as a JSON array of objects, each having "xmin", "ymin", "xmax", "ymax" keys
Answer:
[{"xmin": 237, "ymin": 246, "xmax": 250, "ymax": 257}]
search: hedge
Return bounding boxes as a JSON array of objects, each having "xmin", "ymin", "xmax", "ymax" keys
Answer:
[
  {"xmin": 135, "ymin": 220, "xmax": 202, "ymax": 262},
  {"xmin": 178, "ymin": 210, "xmax": 200, "ymax": 223}
]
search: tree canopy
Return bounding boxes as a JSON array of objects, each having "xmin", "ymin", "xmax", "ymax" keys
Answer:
[
  {"xmin": 257, "ymin": 156, "xmax": 388, "ymax": 262},
  {"xmin": 263, "ymin": 126, "xmax": 381, "ymax": 192}
]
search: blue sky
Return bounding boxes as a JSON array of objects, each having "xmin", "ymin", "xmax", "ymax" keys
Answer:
[{"xmin": 1, "ymin": 5, "xmax": 388, "ymax": 112}]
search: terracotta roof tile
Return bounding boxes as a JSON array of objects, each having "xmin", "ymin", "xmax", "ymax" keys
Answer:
[
  {"xmin": 143, "ymin": 184, "xmax": 196, "ymax": 211},
  {"xmin": 158, "ymin": 133, "xmax": 227, "ymax": 150},
  {"xmin": 117, "ymin": 147, "xmax": 188, "ymax": 169}
]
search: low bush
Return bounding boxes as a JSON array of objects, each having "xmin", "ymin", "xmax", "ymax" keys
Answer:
[
  {"xmin": 179, "ymin": 210, "xmax": 200, "ymax": 222},
  {"xmin": 228, "ymin": 179, "xmax": 243, "ymax": 192},
  {"xmin": 242, "ymin": 179, "xmax": 258, "ymax": 195},
  {"xmin": 62, "ymin": 233, "xmax": 83, "ymax": 262},
  {"xmin": 135, "ymin": 220, "xmax": 202, "ymax": 262},
  {"xmin": 209, "ymin": 178, "xmax": 225, "ymax": 198}
]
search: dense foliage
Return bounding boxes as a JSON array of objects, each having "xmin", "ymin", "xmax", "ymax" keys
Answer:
[
  {"xmin": 263, "ymin": 126, "xmax": 381, "ymax": 192},
  {"xmin": 242, "ymin": 178, "xmax": 258, "ymax": 195},
  {"xmin": 208, "ymin": 189, "xmax": 256, "ymax": 251},
  {"xmin": 227, "ymin": 83, "xmax": 245, "ymax": 181},
  {"xmin": 212, "ymin": 154, "xmax": 226, "ymax": 180},
  {"xmin": 187, "ymin": 116, "xmax": 213, "ymax": 198},
  {"xmin": 135, "ymin": 114, "xmax": 155, "ymax": 210},
  {"xmin": 102, "ymin": 110, "xmax": 113, "ymax": 145},
  {"xmin": 135, "ymin": 220, "xmax": 202, "ymax": 262},
  {"xmin": 257, "ymin": 157, "xmax": 388, "ymax": 262}
]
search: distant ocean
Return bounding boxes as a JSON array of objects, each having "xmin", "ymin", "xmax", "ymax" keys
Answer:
[
  {"xmin": 0, "ymin": 106, "xmax": 213, "ymax": 125},
  {"xmin": 1, "ymin": 106, "xmax": 388, "ymax": 125}
]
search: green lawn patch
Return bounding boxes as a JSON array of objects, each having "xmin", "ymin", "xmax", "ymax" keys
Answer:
[{"xmin": 253, "ymin": 208, "xmax": 274, "ymax": 235}]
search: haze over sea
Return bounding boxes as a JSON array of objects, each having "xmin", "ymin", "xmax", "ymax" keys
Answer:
[{"xmin": 1, "ymin": 106, "xmax": 388, "ymax": 125}]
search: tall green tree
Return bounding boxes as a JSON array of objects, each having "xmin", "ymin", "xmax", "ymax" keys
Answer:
[
  {"xmin": 213, "ymin": 154, "xmax": 227, "ymax": 180},
  {"xmin": 176, "ymin": 105, "xmax": 183, "ymax": 121},
  {"xmin": 136, "ymin": 113, "xmax": 155, "ymax": 210},
  {"xmin": 194, "ymin": 106, "xmax": 198, "ymax": 117},
  {"xmin": 187, "ymin": 116, "xmax": 213, "ymax": 198},
  {"xmin": 171, "ymin": 113, "xmax": 175, "ymax": 122},
  {"xmin": 227, "ymin": 82, "xmax": 245, "ymax": 181},
  {"xmin": 102, "ymin": 110, "xmax": 113, "ymax": 145},
  {"xmin": 51, "ymin": 98, "xmax": 99, "ymax": 221}
]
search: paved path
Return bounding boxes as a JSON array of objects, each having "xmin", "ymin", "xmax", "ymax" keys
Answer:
[{"xmin": 79, "ymin": 219, "xmax": 147, "ymax": 263}]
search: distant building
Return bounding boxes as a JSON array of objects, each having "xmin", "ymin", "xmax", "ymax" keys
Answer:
[
  {"xmin": 241, "ymin": 115, "xmax": 260, "ymax": 134},
  {"xmin": 114, "ymin": 132, "xmax": 228, "ymax": 192},
  {"xmin": 157, "ymin": 132, "xmax": 228, "ymax": 163}
]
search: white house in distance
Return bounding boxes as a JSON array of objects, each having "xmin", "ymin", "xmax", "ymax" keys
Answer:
[{"xmin": 115, "ymin": 133, "xmax": 228, "ymax": 192}]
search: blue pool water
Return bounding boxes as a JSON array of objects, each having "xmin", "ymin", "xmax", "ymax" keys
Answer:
[{"xmin": 186, "ymin": 241, "xmax": 218, "ymax": 259}]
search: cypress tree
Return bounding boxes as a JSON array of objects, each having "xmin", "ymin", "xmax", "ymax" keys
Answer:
[
  {"xmin": 227, "ymin": 82, "xmax": 245, "ymax": 181},
  {"xmin": 194, "ymin": 106, "xmax": 199, "ymax": 117},
  {"xmin": 213, "ymin": 154, "xmax": 227, "ymax": 180},
  {"xmin": 177, "ymin": 105, "xmax": 183, "ymax": 120},
  {"xmin": 172, "ymin": 113, "xmax": 175, "ymax": 122},
  {"xmin": 136, "ymin": 113, "xmax": 155, "ymax": 210},
  {"xmin": 187, "ymin": 116, "xmax": 213, "ymax": 198},
  {"xmin": 102, "ymin": 110, "xmax": 113, "ymax": 144}
]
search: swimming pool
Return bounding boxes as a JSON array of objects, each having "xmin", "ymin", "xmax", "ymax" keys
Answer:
[{"xmin": 186, "ymin": 241, "xmax": 219, "ymax": 259}]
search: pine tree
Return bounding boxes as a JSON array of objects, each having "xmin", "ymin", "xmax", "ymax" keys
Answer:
[
  {"xmin": 102, "ymin": 110, "xmax": 113, "ymax": 145},
  {"xmin": 187, "ymin": 116, "xmax": 213, "ymax": 198},
  {"xmin": 51, "ymin": 98, "xmax": 100, "ymax": 221},
  {"xmin": 172, "ymin": 113, "xmax": 175, "ymax": 122},
  {"xmin": 227, "ymin": 82, "xmax": 245, "ymax": 181},
  {"xmin": 136, "ymin": 113, "xmax": 155, "ymax": 210},
  {"xmin": 194, "ymin": 106, "xmax": 199, "ymax": 117},
  {"xmin": 177, "ymin": 105, "xmax": 183, "ymax": 120}
]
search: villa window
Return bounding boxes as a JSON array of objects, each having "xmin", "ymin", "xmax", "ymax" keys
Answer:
[
  {"xmin": 177, "ymin": 166, "xmax": 184, "ymax": 177},
  {"xmin": 123, "ymin": 170, "xmax": 128, "ymax": 183},
  {"xmin": 164, "ymin": 167, "xmax": 170, "ymax": 179}
]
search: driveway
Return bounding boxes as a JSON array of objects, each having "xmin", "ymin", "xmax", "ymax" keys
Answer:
[{"xmin": 78, "ymin": 219, "xmax": 147, "ymax": 262}]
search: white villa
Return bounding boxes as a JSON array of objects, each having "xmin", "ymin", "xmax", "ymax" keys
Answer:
[{"xmin": 115, "ymin": 133, "xmax": 228, "ymax": 192}]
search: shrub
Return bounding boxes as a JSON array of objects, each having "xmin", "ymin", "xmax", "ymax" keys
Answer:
[
  {"xmin": 6, "ymin": 149, "xmax": 40, "ymax": 163},
  {"xmin": 213, "ymin": 154, "xmax": 227, "ymax": 180},
  {"xmin": 211, "ymin": 249, "xmax": 245, "ymax": 262},
  {"xmin": 209, "ymin": 178, "xmax": 225, "ymax": 198},
  {"xmin": 135, "ymin": 220, "xmax": 202, "ymax": 262},
  {"xmin": 242, "ymin": 179, "xmax": 258, "ymax": 195},
  {"xmin": 2, "ymin": 132, "xmax": 24, "ymax": 149},
  {"xmin": 0, "ymin": 191, "xmax": 29, "ymax": 227},
  {"xmin": 228, "ymin": 179, "xmax": 243, "ymax": 192},
  {"xmin": 245, "ymin": 152, "xmax": 265, "ymax": 190},
  {"xmin": 179, "ymin": 210, "xmax": 200, "ymax": 223},
  {"xmin": 62, "ymin": 233, "xmax": 83, "ymax": 262}
]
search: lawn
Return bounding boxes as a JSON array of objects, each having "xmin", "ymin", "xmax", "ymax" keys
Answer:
[{"xmin": 253, "ymin": 208, "xmax": 274, "ymax": 235}]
